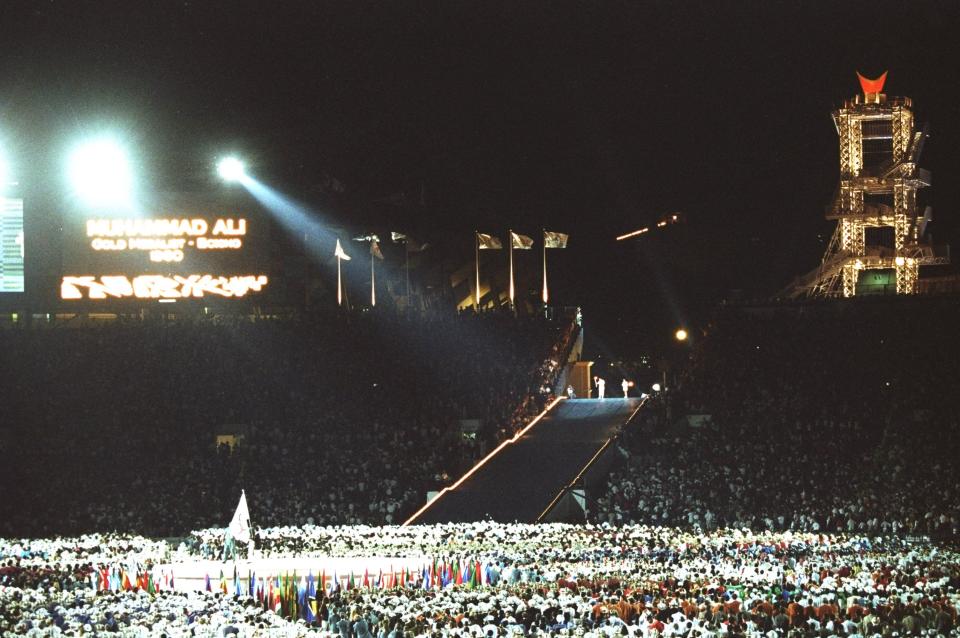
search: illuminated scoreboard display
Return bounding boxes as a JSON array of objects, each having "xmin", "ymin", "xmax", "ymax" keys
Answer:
[
  {"xmin": 61, "ymin": 205, "xmax": 271, "ymax": 301},
  {"xmin": 0, "ymin": 198, "xmax": 25, "ymax": 293}
]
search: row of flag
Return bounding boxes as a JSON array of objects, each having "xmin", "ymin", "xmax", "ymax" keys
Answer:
[
  {"xmin": 476, "ymin": 230, "xmax": 569, "ymax": 250},
  {"xmin": 199, "ymin": 559, "xmax": 503, "ymax": 622},
  {"xmin": 331, "ymin": 229, "xmax": 569, "ymax": 308},
  {"xmin": 95, "ymin": 565, "xmax": 175, "ymax": 593},
  {"xmin": 475, "ymin": 230, "xmax": 569, "ymax": 307},
  {"xmin": 333, "ymin": 232, "xmax": 428, "ymax": 307}
]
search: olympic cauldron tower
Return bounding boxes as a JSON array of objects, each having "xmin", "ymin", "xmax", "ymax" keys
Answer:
[{"xmin": 785, "ymin": 72, "xmax": 948, "ymax": 298}]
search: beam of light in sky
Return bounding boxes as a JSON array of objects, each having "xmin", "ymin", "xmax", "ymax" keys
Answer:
[{"xmin": 238, "ymin": 173, "xmax": 339, "ymax": 260}]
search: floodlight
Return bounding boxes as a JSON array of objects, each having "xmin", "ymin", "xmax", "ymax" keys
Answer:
[
  {"xmin": 67, "ymin": 138, "xmax": 133, "ymax": 207},
  {"xmin": 217, "ymin": 156, "xmax": 245, "ymax": 182},
  {"xmin": 675, "ymin": 328, "xmax": 688, "ymax": 341},
  {"xmin": 652, "ymin": 383, "xmax": 662, "ymax": 392}
]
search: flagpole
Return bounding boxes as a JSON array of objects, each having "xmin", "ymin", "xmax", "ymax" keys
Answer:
[
  {"xmin": 542, "ymin": 230, "xmax": 549, "ymax": 305},
  {"xmin": 509, "ymin": 230, "xmax": 515, "ymax": 307},
  {"xmin": 371, "ymin": 250, "xmax": 376, "ymax": 307},
  {"xmin": 405, "ymin": 244, "xmax": 410, "ymax": 301},
  {"xmin": 337, "ymin": 254, "xmax": 342, "ymax": 306},
  {"xmin": 474, "ymin": 231, "xmax": 480, "ymax": 310}
]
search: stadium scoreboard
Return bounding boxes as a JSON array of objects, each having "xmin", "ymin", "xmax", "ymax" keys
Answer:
[
  {"xmin": 61, "ymin": 207, "xmax": 270, "ymax": 301},
  {"xmin": 0, "ymin": 198, "xmax": 25, "ymax": 293}
]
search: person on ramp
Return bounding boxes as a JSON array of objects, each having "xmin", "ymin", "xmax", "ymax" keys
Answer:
[{"xmin": 594, "ymin": 377, "xmax": 606, "ymax": 399}]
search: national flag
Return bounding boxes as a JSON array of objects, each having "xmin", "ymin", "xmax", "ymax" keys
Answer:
[
  {"xmin": 228, "ymin": 490, "xmax": 252, "ymax": 545},
  {"xmin": 390, "ymin": 231, "xmax": 407, "ymax": 242},
  {"xmin": 122, "ymin": 570, "xmax": 133, "ymax": 591},
  {"xmin": 422, "ymin": 565, "xmax": 430, "ymax": 590},
  {"xmin": 370, "ymin": 240, "xmax": 384, "ymax": 260},
  {"xmin": 334, "ymin": 239, "xmax": 351, "ymax": 261},
  {"xmin": 544, "ymin": 230, "xmax": 569, "ymax": 248},
  {"xmin": 477, "ymin": 233, "xmax": 502, "ymax": 249},
  {"xmin": 220, "ymin": 570, "xmax": 227, "ymax": 594},
  {"xmin": 320, "ymin": 569, "xmax": 326, "ymax": 597},
  {"xmin": 204, "ymin": 573, "xmax": 211, "ymax": 592},
  {"xmin": 148, "ymin": 571, "xmax": 156, "ymax": 595},
  {"xmin": 511, "ymin": 232, "xmax": 534, "ymax": 249},
  {"xmin": 363, "ymin": 568, "xmax": 369, "ymax": 590},
  {"xmin": 100, "ymin": 568, "xmax": 109, "ymax": 592},
  {"xmin": 169, "ymin": 571, "xmax": 175, "ymax": 591},
  {"xmin": 348, "ymin": 571, "xmax": 355, "ymax": 590},
  {"xmin": 249, "ymin": 570, "xmax": 255, "ymax": 598}
]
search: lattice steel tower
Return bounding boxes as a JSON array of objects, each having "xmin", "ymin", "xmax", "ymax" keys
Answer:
[{"xmin": 784, "ymin": 72, "xmax": 947, "ymax": 298}]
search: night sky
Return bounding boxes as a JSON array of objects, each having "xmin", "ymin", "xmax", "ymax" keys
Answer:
[{"xmin": 2, "ymin": 1, "xmax": 959, "ymax": 355}]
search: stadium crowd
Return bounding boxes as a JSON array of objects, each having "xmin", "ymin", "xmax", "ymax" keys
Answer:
[
  {"xmin": 3, "ymin": 523, "xmax": 960, "ymax": 637},
  {"xmin": 0, "ymin": 310, "xmax": 576, "ymax": 538},
  {"xmin": 595, "ymin": 298, "xmax": 960, "ymax": 536}
]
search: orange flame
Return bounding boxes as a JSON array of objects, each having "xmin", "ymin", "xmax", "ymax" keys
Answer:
[{"xmin": 857, "ymin": 71, "xmax": 888, "ymax": 95}]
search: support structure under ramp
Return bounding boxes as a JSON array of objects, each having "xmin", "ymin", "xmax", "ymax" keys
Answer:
[{"xmin": 404, "ymin": 398, "xmax": 642, "ymax": 524}]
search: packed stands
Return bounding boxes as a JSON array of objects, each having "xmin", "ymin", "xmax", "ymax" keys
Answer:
[
  {"xmin": 0, "ymin": 310, "xmax": 577, "ymax": 537},
  {"xmin": 595, "ymin": 297, "xmax": 960, "ymax": 536}
]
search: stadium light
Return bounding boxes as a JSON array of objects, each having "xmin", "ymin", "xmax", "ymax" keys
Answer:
[
  {"xmin": 67, "ymin": 138, "xmax": 134, "ymax": 208},
  {"xmin": 675, "ymin": 328, "xmax": 688, "ymax": 341},
  {"xmin": 652, "ymin": 383, "xmax": 662, "ymax": 392},
  {"xmin": 217, "ymin": 156, "xmax": 246, "ymax": 182}
]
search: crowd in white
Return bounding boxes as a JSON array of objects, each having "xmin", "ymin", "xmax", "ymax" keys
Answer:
[{"xmin": 3, "ymin": 523, "xmax": 959, "ymax": 637}]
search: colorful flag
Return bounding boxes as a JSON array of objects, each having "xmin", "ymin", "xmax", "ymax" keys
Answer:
[
  {"xmin": 204, "ymin": 573, "xmax": 211, "ymax": 592},
  {"xmin": 334, "ymin": 239, "xmax": 351, "ymax": 260},
  {"xmin": 477, "ymin": 233, "xmax": 503, "ymax": 249},
  {"xmin": 370, "ymin": 240, "xmax": 384, "ymax": 260},
  {"xmin": 390, "ymin": 231, "xmax": 407, "ymax": 242},
  {"xmin": 544, "ymin": 230, "xmax": 569, "ymax": 248},
  {"xmin": 511, "ymin": 232, "xmax": 534, "ymax": 249}
]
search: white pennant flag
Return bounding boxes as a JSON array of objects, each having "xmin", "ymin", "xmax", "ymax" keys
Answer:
[
  {"xmin": 228, "ymin": 490, "xmax": 252, "ymax": 545},
  {"xmin": 334, "ymin": 239, "xmax": 351, "ymax": 260}
]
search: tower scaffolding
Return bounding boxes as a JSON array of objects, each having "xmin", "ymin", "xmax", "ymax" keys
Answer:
[{"xmin": 781, "ymin": 72, "xmax": 948, "ymax": 299}]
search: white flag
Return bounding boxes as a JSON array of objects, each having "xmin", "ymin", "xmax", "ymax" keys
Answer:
[
  {"xmin": 335, "ymin": 239, "xmax": 351, "ymax": 260},
  {"xmin": 228, "ymin": 490, "xmax": 252, "ymax": 545},
  {"xmin": 544, "ymin": 231, "xmax": 569, "ymax": 248},
  {"xmin": 477, "ymin": 233, "xmax": 503, "ymax": 249},
  {"xmin": 511, "ymin": 232, "xmax": 534, "ymax": 249}
]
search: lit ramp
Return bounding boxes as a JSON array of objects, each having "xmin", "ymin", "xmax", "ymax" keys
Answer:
[{"xmin": 405, "ymin": 397, "xmax": 642, "ymax": 524}]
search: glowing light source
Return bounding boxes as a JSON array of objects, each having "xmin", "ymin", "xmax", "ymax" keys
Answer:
[
  {"xmin": 616, "ymin": 227, "xmax": 649, "ymax": 241},
  {"xmin": 675, "ymin": 328, "xmax": 688, "ymax": 341},
  {"xmin": 895, "ymin": 256, "xmax": 906, "ymax": 266},
  {"xmin": 217, "ymin": 156, "xmax": 245, "ymax": 182},
  {"xmin": 67, "ymin": 138, "xmax": 134, "ymax": 208},
  {"xmin": 652, "ymin": 383, "xmax": 662, "ymax": 392}
]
